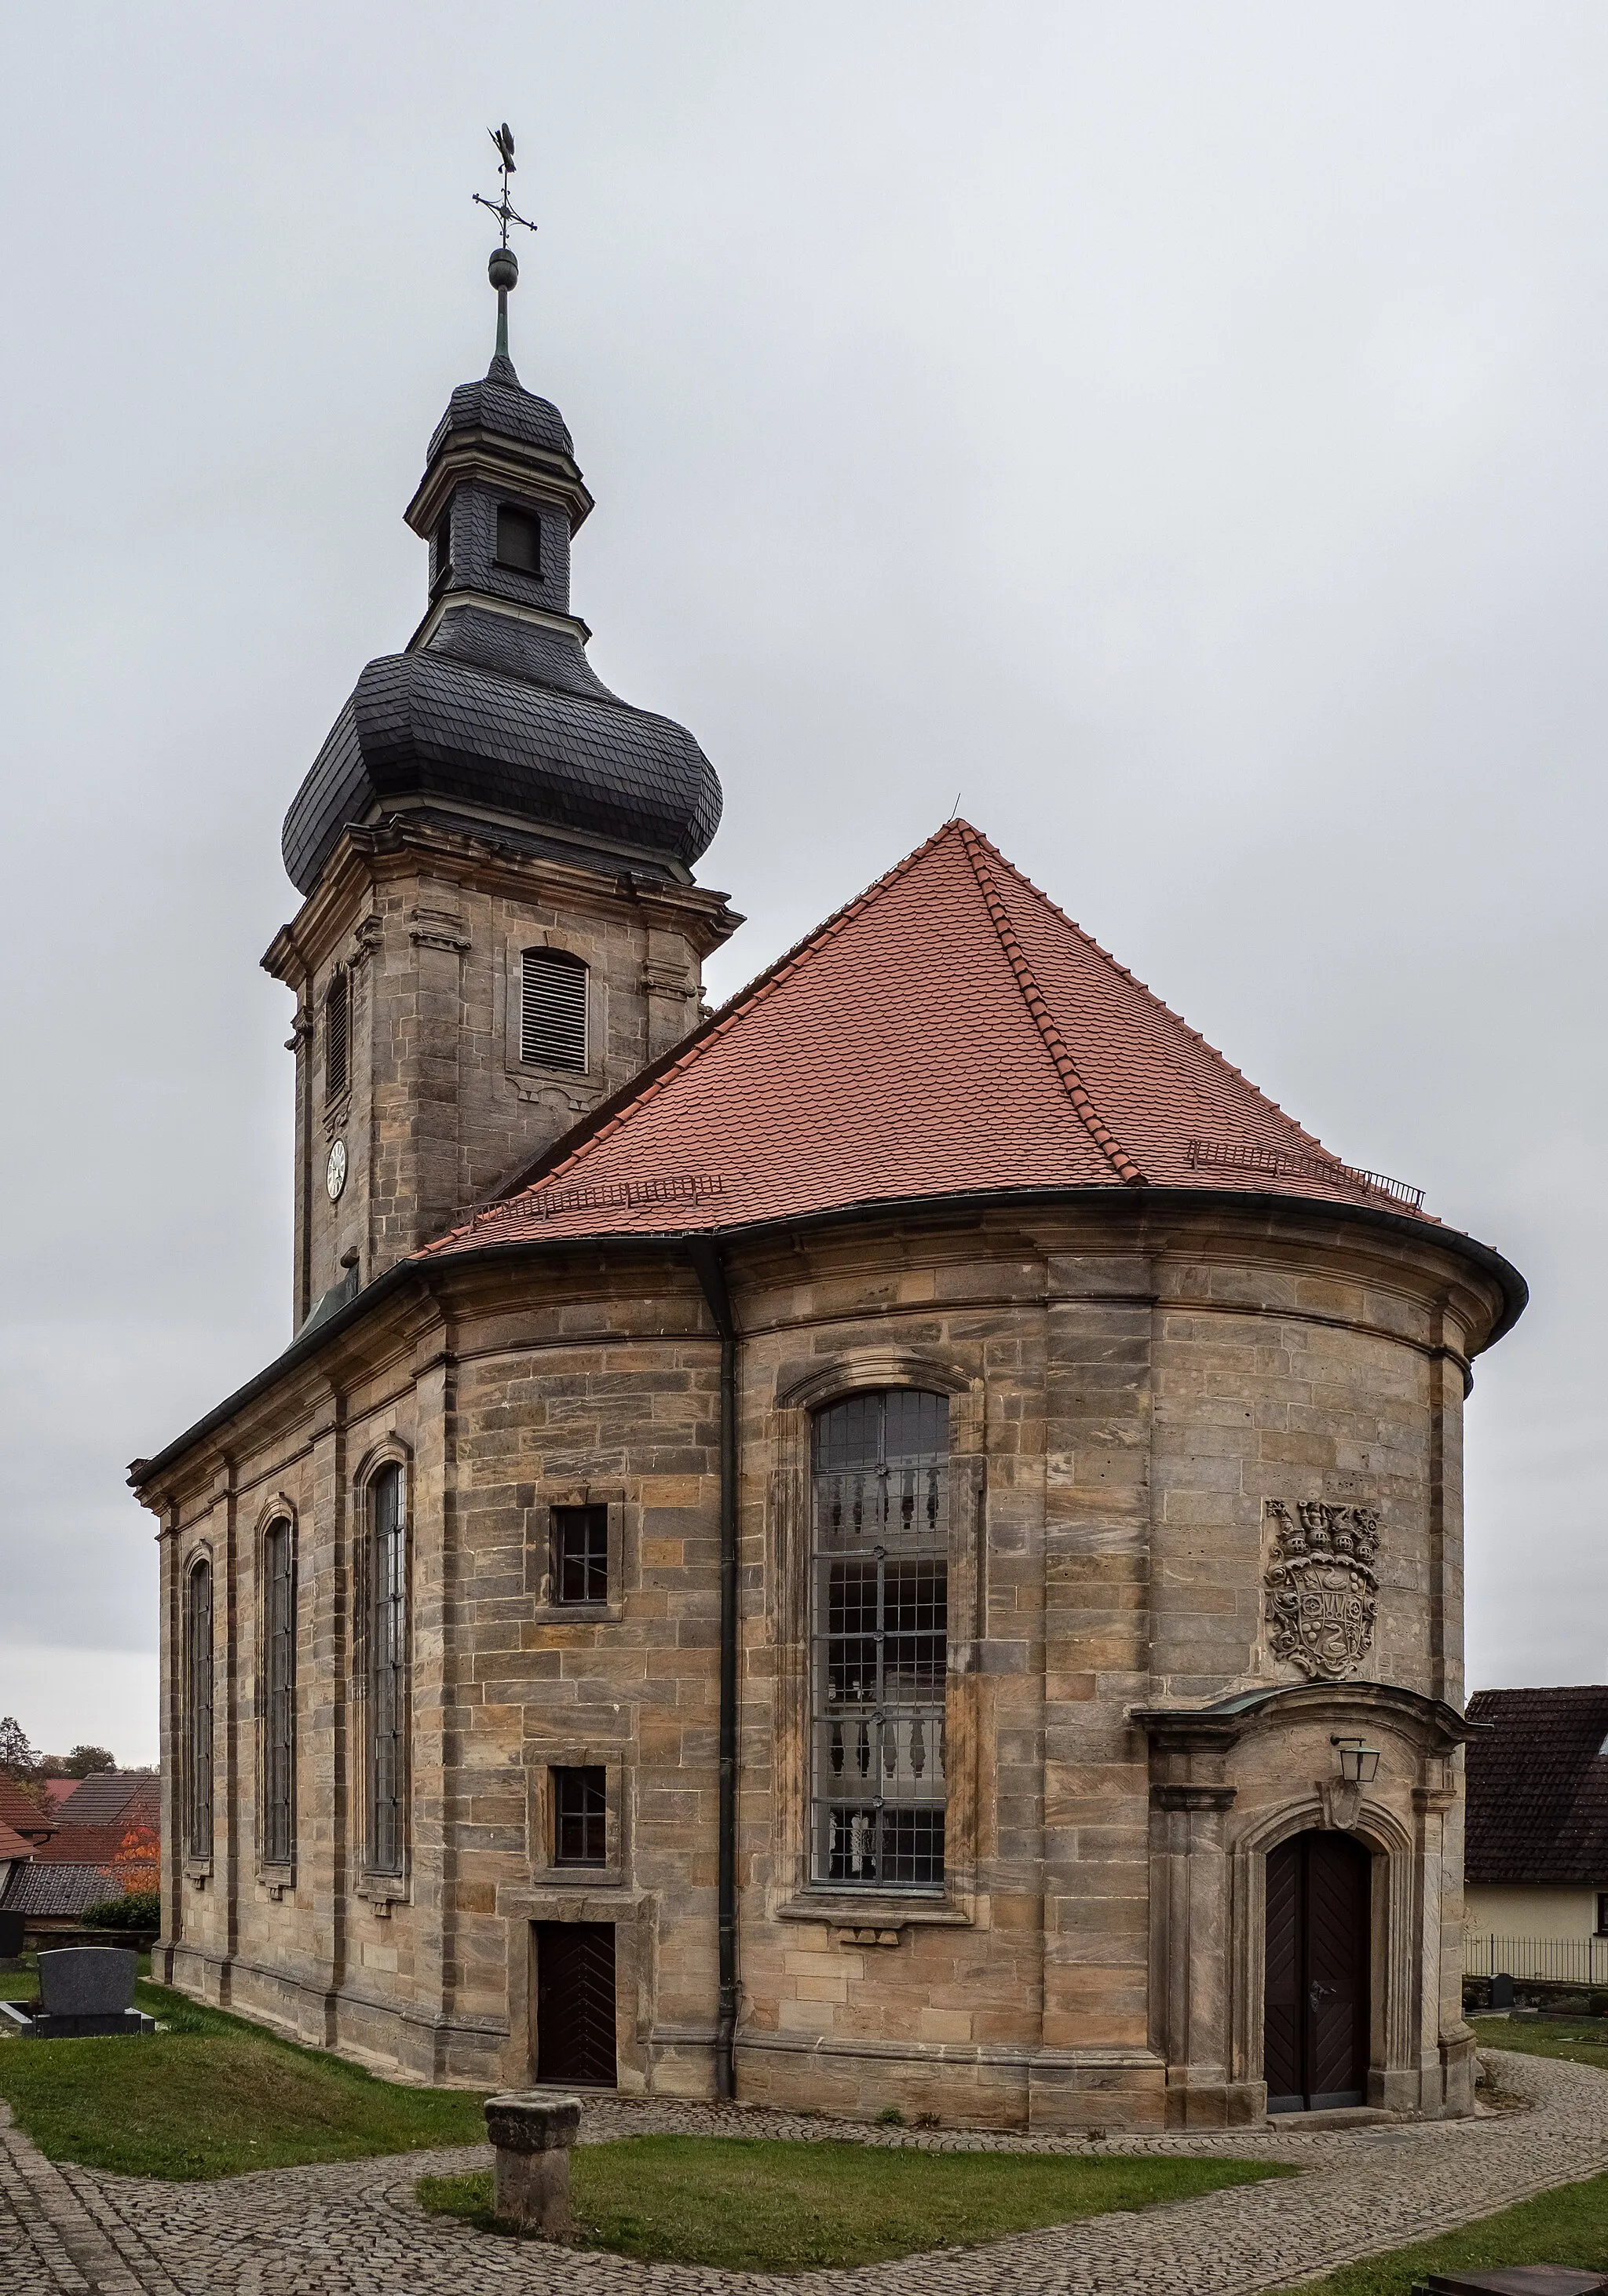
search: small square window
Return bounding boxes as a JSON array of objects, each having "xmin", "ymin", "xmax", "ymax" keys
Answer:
[
  {"xmin": 553, "ymin": 1766, "xmax": 607, "ymax": 1867},
  {"xmin": 495, "ymin": 505, "xmax": 542, "ymax": 577},
  {"xmin": 553, "ymin": 1505, "xmax": 608, "ymax": 1605}
]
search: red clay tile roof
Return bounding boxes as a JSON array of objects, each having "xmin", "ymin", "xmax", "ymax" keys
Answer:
[
  {"xmin": 0, "ymin": 1821, "xmax": 36, "ymax": 1860},
  {"xmin": 1466, "ymin": 1687, "xmax": 1608, "ymax": 1888},
  {"xmin": 422, "ymin": 820, "xmax": 1427, "ymax": 1260},
  {"xmin": 34, "ymin": 1823, "xmax": 144, "ymax": 1867},
  {"xmin": 0, "ymin": 1779, "xmax": 54, "ymax": 1841}
]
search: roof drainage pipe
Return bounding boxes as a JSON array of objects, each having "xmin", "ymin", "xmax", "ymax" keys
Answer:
[{"xmin": 688, "ymin": 1238, "xmax": 740, "ymax": 2100}]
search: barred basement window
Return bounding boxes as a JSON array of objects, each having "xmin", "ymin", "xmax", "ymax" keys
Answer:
[
  {"xmin": 495, "ymin": 503, "xmax": 543, "ymax": 577},
  {"xmin": 263, "ymin": 1520, "xmax": 296, "ymax": 1866},
  {"xmin": 366, "ymin": 1464, "xmax": 407, "ymax": 1877},
  {"xmin": 184, "ymin": 1558, "xmax": 214, "ymax": 1861},
  {"xmin": 553, "ymin": 1504, "xmax": 608, "ymax": 1604},
  {"xmin": 521, "ymin": 948, "xmax": 588, "ymax": 1072},
  {"xmin": 553, "ymin": 1767, "xmax": 607, "ymax": 1866},
  {"xmin": 810, "ymin": 1389, "xmax": 948, "ymax": 1892},
  {"xmin": 323, "ymin": 969, "xmax": 349, "ymax": 1105}
]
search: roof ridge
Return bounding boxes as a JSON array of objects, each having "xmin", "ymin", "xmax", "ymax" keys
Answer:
[
  {"xmin": 423, "ymin": 820, "xmax": 969, "ymax": 1252},
  {"xmin": 958, "ymin": 824, "xmax": 1146, "ymax": 1188},
  {"xmin": 965, "ymin": 824, "xmax": 1338, "ymax": 1164}
]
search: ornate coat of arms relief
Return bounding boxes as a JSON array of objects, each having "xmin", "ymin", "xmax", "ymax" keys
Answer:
[{"xmin": 1263, "ymin": 1500, "xmax": 1380, "ymax": 1681}]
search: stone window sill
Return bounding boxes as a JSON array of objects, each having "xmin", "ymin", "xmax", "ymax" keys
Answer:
[
  {"xmin": 529, "ymin": 1603, "xmax": 624, "ymax": 1625},
  {"xmin": 777, "ymin": 1893, "xmax": 970, "ymax": 1932},
  {"xmin": 545, "ymin": 1866, "xmax": 624, "ymax": 1888}
]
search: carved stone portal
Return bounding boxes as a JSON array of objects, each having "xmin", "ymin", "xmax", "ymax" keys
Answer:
[{"xmin": 1264, "ymin": 1501, "xmax": 1380, "ymax": 1682}]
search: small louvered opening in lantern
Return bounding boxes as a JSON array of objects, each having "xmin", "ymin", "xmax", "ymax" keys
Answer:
[
  {"xmin": 495, "ymin": 504, "xmax": 542, "ymax": 578},
  {"xmin": 323, "ymin": 971, "xmax": 349, "ymax": 1104},
  {"xmin": 521, "ymin": 949, "xmax": 588, "ymax": 1072}
]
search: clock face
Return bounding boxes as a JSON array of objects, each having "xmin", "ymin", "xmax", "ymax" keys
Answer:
[{"xmin": 326, "ymin": 1139, "xmax": 348, "ymax": 1201}]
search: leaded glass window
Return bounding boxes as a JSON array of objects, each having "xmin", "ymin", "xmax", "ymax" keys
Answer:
[
  {"xmin": 184, "ymin": 1558, "xmax": 214, "ymax": 1860},
  {"xmin": 367, "ymin": 1464, "xmax": 407, "ymax": 1876},
  {"xmin": 810, "ymin": 1389, "xmax": 948, "ymax": 1891},
  {"xmin": 263, "ymin": 1521, "xmax": 296, "ymax": 1866}
]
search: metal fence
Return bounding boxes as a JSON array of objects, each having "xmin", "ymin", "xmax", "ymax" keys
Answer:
[{"xmin": 1465, "ymin": 1935, "xmax": 1608, "ymax": 1986}]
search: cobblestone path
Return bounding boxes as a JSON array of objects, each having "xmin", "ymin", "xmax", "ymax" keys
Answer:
[{"xmin": 3, "ymin": 2049, "xmax": 1606, "ymax": 2296}]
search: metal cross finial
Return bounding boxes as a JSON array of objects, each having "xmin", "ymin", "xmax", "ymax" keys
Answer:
[{"xmin": 473, "ymin": 123, "xmax": 538, "ymax": 369}]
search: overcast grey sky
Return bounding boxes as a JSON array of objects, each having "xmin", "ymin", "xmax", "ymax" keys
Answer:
[{"xmin": 2, "ymin": 3, "xmax": 1604, "ymax": 1766}]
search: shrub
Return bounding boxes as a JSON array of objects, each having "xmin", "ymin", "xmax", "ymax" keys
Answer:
[{"xmin": 82, "ymin": 1891, "xmax": 160, "ymax": 1931}]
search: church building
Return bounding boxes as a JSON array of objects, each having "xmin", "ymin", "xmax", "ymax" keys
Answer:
[{"xmin": 132, "ymin": 201, "xmax": 1526, "ymax": 2130}]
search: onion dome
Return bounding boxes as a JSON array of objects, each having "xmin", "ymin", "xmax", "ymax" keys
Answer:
[{"xmin": 281, "ymin": 244, "xmax": 722, "ymax": 895}]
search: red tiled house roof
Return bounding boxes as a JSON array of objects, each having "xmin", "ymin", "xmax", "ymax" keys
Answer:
[
  {"xmin": 34, "ymin": 1823, "xmax": 143, "ymax": 1867},
  {"xmin": 423, "ymin": 820, "xmax": 1431, "ymax": 1260},
  {"xmin": 0, "ymin": 1820, "xmax": 36, "ymax": 1861},
  {"xmin": 51, "ymin": 1773, "xmax": 159, "ymax": 1832},
  {"xmin": 1465, "ymin": 1687, "xmax": 1608, "ymax": 1888},
  {"xmin": 0, "ymin": 1779, "xmax": 55, "ymax": 1843}
]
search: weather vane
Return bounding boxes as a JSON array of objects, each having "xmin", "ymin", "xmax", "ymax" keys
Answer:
[{"xmin": 473, "ymin": 123, "xmax": 537, "ymax": 371}]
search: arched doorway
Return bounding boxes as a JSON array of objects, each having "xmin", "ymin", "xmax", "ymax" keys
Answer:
[{"xmin": 1264, "ymin": 1830, "xmax": 1371, "ymax": 2111}]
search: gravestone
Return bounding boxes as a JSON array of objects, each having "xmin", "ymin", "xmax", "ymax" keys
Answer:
[
  {"xmin": 1490, "ymin": 1972, "xmax": 1515, "ymax": 2010},
  {"xmin": 0, "ymin": 1909, "xmax": 24, "ymax": 1961},
  {"xmin": 32, "ymin": 1947, "xmax": 153, "ymax": 2038},
  {"xmin": 483, "ymin": 2092, "xmax": 581, "ymax": 2233},
  {"xmin": 1418, "ymin": 2272, "xmax": 1608, "ymax": 2294}
]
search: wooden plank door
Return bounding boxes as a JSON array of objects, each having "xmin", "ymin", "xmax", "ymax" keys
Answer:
[
  {"xmin": 1263, "ymin": 1831, "xmax": 1370, "ymax": 2111},
  {"xmin": 535, "ymin": 1921, "xmax": 618, "ymax": 2087}
]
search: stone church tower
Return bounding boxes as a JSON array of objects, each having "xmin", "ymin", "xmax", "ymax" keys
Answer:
[
  {"xmin": 262, "ymin": 255, "xmax": 737, "ymax": 1329},
  {"xmin": 134, "ymin": 190, "xmax": 1529, "ymax": 2132}
]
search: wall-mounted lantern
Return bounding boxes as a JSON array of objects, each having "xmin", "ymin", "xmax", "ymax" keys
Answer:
[{"xmin": 1331, "ymin": 1735, "xmax": 1381, "ymax": 1785}]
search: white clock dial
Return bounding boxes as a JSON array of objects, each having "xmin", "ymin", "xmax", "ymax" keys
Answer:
[{"xmin": 325, "ymin": 1139, "xmax": 349, "ymax": 1201}]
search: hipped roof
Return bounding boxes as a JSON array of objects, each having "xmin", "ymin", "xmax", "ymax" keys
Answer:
[
  {"xmin": 423, "ymin": 819, "xmax": 1431, "ymax": 1260},
  {"xmin": 1466, "ymin": 1687, "xmax": 1608, "ymax": 1888}
]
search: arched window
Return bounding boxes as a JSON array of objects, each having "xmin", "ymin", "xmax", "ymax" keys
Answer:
[
  {"xmin": 263, "ymin": 1520, "xmax": 296, "ymax": 1866},
  {"xmin": 184, "ymin": 1558, "xmax": 214, "ymax": 1861},
  {"xmin": 323, "ymin": 969, "xmax": 349, "ymax": 1105},
  {"xmin": 366, "ymin": 1464, "xmax": 407, "ymax": 1876},
  {"xmin": 810, "ymin": 1390, "xmax": 948, "ymax": 1891},
  {"xmin": 520, "ymin": 948, "xmax": 588, "ymax": 1072}
]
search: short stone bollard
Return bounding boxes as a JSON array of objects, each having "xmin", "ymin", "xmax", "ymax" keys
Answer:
[{"xmin": 483, "ymin": 2091, "xmax": 582, "ymax": 2236}]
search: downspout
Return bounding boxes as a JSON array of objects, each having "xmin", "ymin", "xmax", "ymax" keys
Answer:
[{"xmin": 689, "ymin": 1237, "xmax": 739, "ymax": 2100}]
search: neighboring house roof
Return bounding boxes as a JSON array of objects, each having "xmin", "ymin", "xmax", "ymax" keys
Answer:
[
  {"xmin": 52, "ymin": 1771, "xmax": 159, "ymax": 1830},
  {"xmin": 0, "ymin": 1862, "xmax": 115, "ymax": 1918},
  {"xmin": 0, "ymin": 1820, "xmax": 36, "ymax": 1860},
  {"xmin": 0, "ymin": 1779, "xmax": 55, "ymax": 1842},
  {"xmin": 40, "ymin": 1779, "xmax": 77, "ymax": 1809},
  {"xmin": 422, "ymin": 819, "xmax": 1444, "ymax": 1263},
  {"xmin": 34, "ymin": 1823, "xmax": 143, "ymax": 1867},
  {"xmin": 1466, "ymin": 1686, "xmax": 1608, "ymax": 1888}
]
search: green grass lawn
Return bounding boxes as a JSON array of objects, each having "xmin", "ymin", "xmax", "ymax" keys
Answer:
[
  {"xmin": 1471, "ymin": 2014, "xmax": 1608, "ymax": 2072},
  {"xmin": 0, "ymin": 1975, "xmax": 486, "ymax": 2179},
  {"xmin": 418, "ymin": 2137, "xmax": 1293, "ymax": 2270},
  {"xmin": 1270, "ymin": 2168, "xmax": 1608, "ymax": 2296}
]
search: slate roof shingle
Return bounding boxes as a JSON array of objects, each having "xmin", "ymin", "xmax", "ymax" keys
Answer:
[
  {"xmin": 421, "ymin": 820, "xmax": 1443, "ymax": 1262},
  {"xmin": 49, "ymin": 1773, "xmax": 159, "ymax": 1830},
  {"xmin": 0, "ymin": 1862, "xmax": 119, "ymax": 1919},
  {"xmin": 1466, "ymin": 1687, "xmax": 1608, "ymax": 1888}
]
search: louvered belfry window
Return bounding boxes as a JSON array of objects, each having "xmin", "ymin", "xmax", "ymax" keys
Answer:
[
  {"xmin": 521, "ymin": 948, "xmax": 588, "ymax": 1072},
  {"xmin": 184, "ymin": 1558, "xmax": 214, "ymax": 1861},
  {"xmin": 810, "ymin": 1390, "xmax": 948, "ymax": 1891},
  {"xmin": 367, "ymin": 1464, "xmax": 407, "ymax": 1877},
  {"xmin": 324, "ymin": 969, "xmax": 349, "ymax": 1104},
  {"xmin": 263, "ymin": 1521, "xmax": 296, "ymax": 1866}
]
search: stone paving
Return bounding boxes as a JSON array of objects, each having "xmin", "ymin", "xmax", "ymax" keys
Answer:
[{"xmin": 2, "ymin": 2049, "xmax": 1606, "ymax": 2296}]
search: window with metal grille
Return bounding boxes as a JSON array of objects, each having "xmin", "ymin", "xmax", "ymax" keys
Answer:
[
  {"xmin": 367, "ymin": 1464, "xmax": 407, "ymax": 1876},
  {"xmin": 553, "ymin": 1767, "xmax": 608, "ymax": 1866},
  {"xmin": 553, "ymin": 1505, "xmax": 608, "ymax": 1604},
  {"xmin": 810, "ymin": 1389, "xmax": 948, "ymax": 1891},
  {"xmin": 495, "ymin": 504, "xmax": 543, "ymax": 577},
  {"xmin": 263, "ymin": 1520, "xmax": 296, "ymax": 1866},
  {"xmin": 324, "ymin": 970, "xmax": 349, "ymax": 1104},
  {"xmin": 520, "ymin": 948, "xmax": 588, "ymax": 1072},
  {"xmin": 184, "ymin": 1559, "xmax": 214, "ymax": 1861}
]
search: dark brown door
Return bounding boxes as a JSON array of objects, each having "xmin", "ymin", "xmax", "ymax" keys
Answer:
[
  {"xmin": 535, "ymin": 1921, "xmax": 617, "ymax": 2086},
  {"xmin": 1263, "ymin": 1831, "xmax": 1370, "ymax": 2112}
]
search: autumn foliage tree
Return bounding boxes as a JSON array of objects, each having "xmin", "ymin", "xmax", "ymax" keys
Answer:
[{"xmin": 113, "ymin": 1825, "xmax": 160, "ymax": 1895}]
